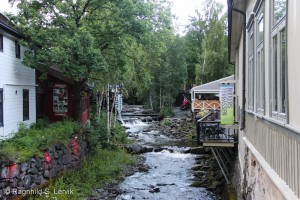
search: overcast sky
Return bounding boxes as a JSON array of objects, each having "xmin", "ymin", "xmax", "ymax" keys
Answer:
[{"xmin": 171, "ymin": 0, "xmax": 227, "ymax": 34}]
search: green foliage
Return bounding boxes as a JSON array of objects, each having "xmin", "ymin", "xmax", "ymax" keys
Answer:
[
  {"xmin": 111, "ymin": 123, "xmax": 128, "ymax": 144},
  {"xmin": 86, "ymin": 115, "xmax": 110, "ymax": 152},
  {"xmin": 184, "ymin": 0, "xmax": 233, "ymax": 85},
  {"xmin": 196, "ymin": 109, "xmax": 209, "ymax": 119},
  {"xmin": 0, "ymin": 120, "xmax": 79, "ymax": 163},
  {"xmin": 159, "ymin": 107, "xmax": 175, "ymax": 118},
  {"xmin": 86, "ymin": 111, "xmax": 128, "ymax": 152},
  {"xmin": 161, "ymin": 118, "xmax": 172, "ymax": 127},
  {"xmin": 31, "ymin": 149, "xmax": 135, "ymax": 200}
]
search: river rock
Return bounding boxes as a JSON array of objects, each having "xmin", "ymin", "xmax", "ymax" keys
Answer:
[
  {"xmin": 190, "ymin": 147, "xmax": 206, "ymax": 154},
  {"xmin": 191, "ymin": 164, "xmax": 203, "ymax": 171},
  {"xmin": 211, "ymin": 181, "xmax": 222, "ymax": 188},
  {"xmin": 149, "ymin": 187, "xmax": 160, "ymax": 193},
  {"xmin": 141, "ymin": 109, "xmax": 155, "ymax": 114},
  {"xmin": 138, "ymin": 164, "xmax": 150, "ymax": 172},
  {"xmin": 125, "ymin": 144, "xmax": 153, "ymax": 154}
]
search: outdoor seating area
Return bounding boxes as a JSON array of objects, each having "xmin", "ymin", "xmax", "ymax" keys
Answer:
[
  {"xmin": 196, "ymin": 111, "xmax": 238, "ymax": 147},
  {"xmin": 190, "ymin": 76, "xmax": 234, "ymax": 115}
]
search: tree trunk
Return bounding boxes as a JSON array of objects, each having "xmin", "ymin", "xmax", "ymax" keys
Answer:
[
  {"xmin": 106, "ymin": 84, "xmax": 110, "ymax": 137},
  {"xmin": 159, "ymin": 86, "xmax": 162, "ymax": 109},
  {"xmin": 149, "ymin": 92, "xmax": 153, "ymax": 110},
  {"xmin": 110, "ymin": 86, "xmax": 117, "ymax": 128},
  {"xmin": 97, "ymin": 87, "xmax": 105, "ymax": 118}
]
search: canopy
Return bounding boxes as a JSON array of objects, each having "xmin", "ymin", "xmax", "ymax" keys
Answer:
[{"xmin": 191, "ymin": 75, "xmax": 235, "ymax": 94}]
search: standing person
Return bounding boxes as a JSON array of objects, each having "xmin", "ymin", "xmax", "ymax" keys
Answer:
[{"xmin": 182, "ymin": 97, "xmax": 188, "ymax": 110}]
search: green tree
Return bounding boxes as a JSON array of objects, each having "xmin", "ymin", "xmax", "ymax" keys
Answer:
[
  {"xmin": 184, "ymin": 0, "xmax": 232, "ymax": 85},
  {"xmin": 7, "ymin": 0, "xmax": 165, "ymax": 120}
]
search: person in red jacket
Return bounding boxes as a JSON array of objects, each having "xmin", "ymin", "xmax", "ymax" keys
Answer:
[{"xmin": 182, "ymin": 97, "xmax": 188, "ymax": 110}]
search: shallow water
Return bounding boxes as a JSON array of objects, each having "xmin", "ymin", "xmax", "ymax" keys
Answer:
[{"xmin": 117, "ymin": 111, "xmax": 218, "ymax": 200}]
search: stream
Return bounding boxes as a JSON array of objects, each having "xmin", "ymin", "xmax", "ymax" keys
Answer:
[{"xmin": 116, "ymin": 107, "xmax": 220, "ymax": 200}]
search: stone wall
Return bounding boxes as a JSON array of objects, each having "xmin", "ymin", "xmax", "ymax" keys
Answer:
[
  {"xmin": 0, "ymin": 135, "xmax": 88, "ymax": 199},
  {"xmin": 232, "ymin": 146, "xmax": 293, "ymax": 200}
]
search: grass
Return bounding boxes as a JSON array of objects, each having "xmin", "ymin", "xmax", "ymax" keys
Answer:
[
  {"xmin": 0, "ymin": 119, "xmax": 81, "ymax": 163},
  {"xmin": 30, "ymin": 148, "xmax": 135, "ymax": 200},
  {"xmin": 0, "ymin": 112, "xmax": 134, "ymax": 199}
]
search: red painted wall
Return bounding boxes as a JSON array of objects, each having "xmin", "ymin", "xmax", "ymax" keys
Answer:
[{"xmin": 37, "ymin": 72, "xmax": 90, "ymax": 124}]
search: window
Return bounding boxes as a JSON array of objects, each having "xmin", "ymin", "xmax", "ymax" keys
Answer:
[
  {"xmin": 273, "ymin": 0, "xmax": 286, "ymax": 25},
  {"xmin": 0, "ymin": 89, "xmax": 3, "ymax": 127},
  {"xmin": 247, "ymin": 17, "xmax": 254, "ymax": 111},
  {"xmin": 255, "ymin": 3, "xmax": 265, "ymax": 114},
  {"xmin": 23, "ymin": 89, "xmax": 29, "ymax": 121},
  {"xmin": 15, "ymin": 41, "xmax": 20, "ymax": 58},
  {"xmin": 0, "ymin": 34, "xmax": 3, "ymax": 52},
  {"xmin": 271, "ymin": 0, "xmax": 287, "ymax": 121}
]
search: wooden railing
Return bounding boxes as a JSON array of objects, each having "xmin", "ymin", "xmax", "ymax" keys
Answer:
[
  {"xmin": 193, "ymin": 100, "xmax": 220, "ymax": 111},
  {"xmin": 196, "ymin": 112, "xmax": 238, "ymax": 147}
]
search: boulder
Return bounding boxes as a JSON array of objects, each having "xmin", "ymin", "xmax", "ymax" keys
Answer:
[{"xmin": 125, "ymin": 144, "xmax": 153, "ymax": 154}]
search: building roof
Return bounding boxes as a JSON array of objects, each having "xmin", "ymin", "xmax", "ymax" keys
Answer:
[
  {"xmin": 227, "ymin": 0, "xmax": 246, "ymax": 63},
  {"xmin": 190, "ymin": 75, "xmax": 235, "ymax": 93},
  {"xmin": 0, "ymin": 12, "xmax": 24, "ymax": 38}
]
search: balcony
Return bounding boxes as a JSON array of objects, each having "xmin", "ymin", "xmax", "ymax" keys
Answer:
[{"xmin": 196, "ymin": 111, "xmax": 238, "ymax": 147}]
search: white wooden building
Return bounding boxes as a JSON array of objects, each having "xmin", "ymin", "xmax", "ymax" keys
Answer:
[
  {"xmin": 190, "ymin": 75, "xmax": 234, "ymax": 114},
  {"xmin": 0, "ymin": 13, "xmax": 36, "ymax": 139},
  {"xmin": 228, "ymin": 0, "xmax": 300, "ymax": 199}
]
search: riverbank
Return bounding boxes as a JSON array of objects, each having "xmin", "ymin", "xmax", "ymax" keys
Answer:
[{"xmin": 88, "ymin": 106, "xmax": 230, "ymax": 199}]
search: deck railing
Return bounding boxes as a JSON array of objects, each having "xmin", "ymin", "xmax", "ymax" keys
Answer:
[
  {"xmin": 196, "ymin": 112, "xmax": 238, "ymax": 147},
  {"xmin": 193, "ymin": 100, "xmax": 220, "ymax": 111}
]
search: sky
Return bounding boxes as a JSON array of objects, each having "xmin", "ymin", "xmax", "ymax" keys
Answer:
[
  {"xmin": 171, "ymin": 0, "xmax": 227, "ymax": 34},
  {"xmin": 0, "ymin": 0, "xmax": 15, "ymax": 14},
  {"xmin": 0, "ymin": 0, "xmax": 227, "ymax": 34}
]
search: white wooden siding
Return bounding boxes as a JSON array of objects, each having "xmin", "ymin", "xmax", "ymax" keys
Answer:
[
  {"xmin": 245, "ymin": 113, "xmax": 300, "ymax": 198},
  {"xmin": 0, "ymin": 30, "xmax": 36, "ymax": 139}
]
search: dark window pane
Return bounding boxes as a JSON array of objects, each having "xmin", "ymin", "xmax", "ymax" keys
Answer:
[
  {"xmin": 0, "ymin": 34, "xmax": 3, "ymax": 51},
  {"xmin": 273, "ymin": 35, "xmax": 278, "ymax": 111},
  {"xmin": 0, "ymin": 89, "xmax": 3, "ymax": 126},
  {"xmin": 280, "ymin": 28, "xmax": 286, "ymax": 113},
  {"xmin": 23, "ymin": 90, "xmax": 29, "ymax": 121},
  {"xmin": 15, "ymin": 41, "xmax": 20, "ymax": 58}
]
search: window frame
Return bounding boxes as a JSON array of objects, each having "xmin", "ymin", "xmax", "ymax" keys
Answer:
[
  {"xmin": 247, "ymin": 16, "xmax": 255, "ymax": 111},
  {"xmin": 23, "ymin": 89, "xmax": 29, "ymax": 121},
  {"xmin": 0, "ymin": 89, "xmax": 3, "ymax": 127},
  {"xmin": 0, "ymin": 34, "xmax": 3, "ymax": 52},
  {"xmin": 15, "ymin": 41, "xmax": 20, "ymax": 59},
  {"xmin": 270, "ymin": 0, "xmax": 287, "ymax": 122},
  {"xmin": 255, "ymin": 2, "xmax": 265, "ymax": 115}
]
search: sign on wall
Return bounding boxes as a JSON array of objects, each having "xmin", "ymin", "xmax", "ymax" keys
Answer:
[
  {"xmin": 53, "ymin": 84, "xmax": 68, "ymax": 114},
  {"xmin": 220, "ymin": 84, "xmax": 234, "ymax": 125}
]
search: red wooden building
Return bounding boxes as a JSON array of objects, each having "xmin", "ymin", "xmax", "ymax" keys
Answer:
[{"xmin": 36, "ymin": 68, "xmax": 90, "ymax": 125}]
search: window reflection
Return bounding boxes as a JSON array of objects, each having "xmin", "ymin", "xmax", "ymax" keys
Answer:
[
  {"xmin": 280, "ymin": 28, "xmax": 286, "ymax": 113},
  {"xmin": 273, "ymin": 0, "xmax": 286, "ymax": 25},
  {"xmin": 257, "ymin": 13, "xmax": 264, "ymax": 44}
]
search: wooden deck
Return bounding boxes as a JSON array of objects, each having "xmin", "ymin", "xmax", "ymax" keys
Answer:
[{"xmin": 196, "ymin": 112, "xmax": 238, "ymax": 148}]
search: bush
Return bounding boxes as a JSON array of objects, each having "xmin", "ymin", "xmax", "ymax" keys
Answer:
[
  {"xmin": 86, "ymin": 116, "xmax": 110, "ymax": 152},
  {"xmin": 161, "ymin": 118, "xmax": 172, "ymax": 127},
  {"xmin": 111, "ymin": 123, "xmax": 128, "ymax": 144},
  {"xmin": 159, "ymin": 107, "xmax": 175, "ymax": 117}
]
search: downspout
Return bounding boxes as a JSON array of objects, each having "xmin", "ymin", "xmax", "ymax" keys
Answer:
[{"xmin": 231, "ymin": 6, "xmax": 246, "ymax": 130}]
